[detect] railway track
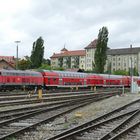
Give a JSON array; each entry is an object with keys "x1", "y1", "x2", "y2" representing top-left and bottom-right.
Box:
[
  {"x1": 0, "y1": 91, "x2": 121, "y2": 108},
  {"x1": 0, "y1": 92, "x2": 95, "y2": 107},
  {"x1": 109, "y1": 122, "x2": 140, "y2": 140},
  {"x1": 0, "y1": 91, "x2": 119, "y2": 122},
  {"x1": 0, "y1": 88, "x2": 123, "y2": 97},
  {"x1": 0, "y1": 89, "x2": 93, "y2": 96},
  {"x1": 47, "y1": 98, "x2": 140, "y2": 140},
  {"x1": 0, "y1": 90, "x2": 94, "y2": 101},
  {"x1": 0, "y1": 92, "x2": 114, "y2": 140}
]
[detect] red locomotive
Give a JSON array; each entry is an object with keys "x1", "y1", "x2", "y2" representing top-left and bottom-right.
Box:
[
  {"x1": 0, "y1": 69, "x2": 138, "y2": 91},
  {"x1": 0, "y1": 69, "x2": 43, "y2": 91}
]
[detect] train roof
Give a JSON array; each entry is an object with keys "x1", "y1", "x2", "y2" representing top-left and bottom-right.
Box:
[
  {"x1": 0, "y1": 69, "x2": 42, "y2": 76},
  {"x1": 41, "y1": 70, "x2": 87, "y2": 75},
  {"x1": 41, "y1": 70, "x2": 88, "y2": 77},
  {"x1": 99, "y1": 74, "x2": 129, "y2": 79}
]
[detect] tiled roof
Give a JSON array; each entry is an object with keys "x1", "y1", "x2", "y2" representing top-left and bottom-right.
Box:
[
  {"x1": 50, "y1": 50, "x2": 86, "y2": 58},
  {"x1": 61, "y1": 47, "x2": 68, "y2": 51},
  {"x1": 84, "y1": 39, "x2": 97, "y2": 49},
  {"x1": 0, "y1": 59, "x2": 15, "y2": 68},
  {"x1": 107, "y1": 47, "x2": 140, "y2": 55},
  {"x1": 0, "y1": 56, "x2": 15, "y2": 62},
  {"x1": 0, "y1": 56, "x2": 14, "y2": 58}
]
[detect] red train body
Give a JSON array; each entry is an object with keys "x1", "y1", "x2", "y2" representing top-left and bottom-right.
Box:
[
  {"x1": 42, "y1": 70, "x2": 132, "y2": 88},
  {"x1": 0, "y1": 69, "x2": 139, "y2": 91},
  {"x1": 0, "y1": 69, "x2": 43, "y2": 91}
]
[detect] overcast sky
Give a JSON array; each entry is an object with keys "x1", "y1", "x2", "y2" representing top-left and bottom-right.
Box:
[{"x1": 0, "y1": 0, "x2": 140, "y2": 59}]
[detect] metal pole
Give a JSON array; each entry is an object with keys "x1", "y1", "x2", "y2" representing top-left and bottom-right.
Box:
[
  {"x1": 16, "y1": 44, "x2": 18, "y2": 70},
  {"x1": 130, "y1": 44, "x2": 133, "y2": 93},
  {"x1": 15, "y1": 41, "x2": 21, "y2": 70},
  {"x1": 108, "y1": 60, "x2": 111, "y2": 88}
]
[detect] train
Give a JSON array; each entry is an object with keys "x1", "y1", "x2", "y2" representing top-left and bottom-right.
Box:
[{"x1": 0, "y1": 69, "x2": 139, "y2": 91}]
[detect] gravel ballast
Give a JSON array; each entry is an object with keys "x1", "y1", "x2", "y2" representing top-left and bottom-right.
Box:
[{"x1": 17, "y1": 93, "x2": 140, "y2": 140}]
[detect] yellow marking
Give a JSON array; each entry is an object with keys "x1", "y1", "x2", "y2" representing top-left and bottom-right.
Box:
[
  {"x1": 75, "y1": 112, "x2": 82, "y2": 118},
  {"x1": 38, "y1": 89, "x2": 43, "y2": 99}
]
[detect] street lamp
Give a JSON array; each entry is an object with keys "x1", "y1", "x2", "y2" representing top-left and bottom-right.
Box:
[{"x1": 15, "y1": 41, "x2": 21, "y2": 70}]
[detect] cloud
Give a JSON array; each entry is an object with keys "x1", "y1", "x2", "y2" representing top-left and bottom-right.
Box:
[{"x1": 0, "y1": 0, "x2": 140, "y2": 59}]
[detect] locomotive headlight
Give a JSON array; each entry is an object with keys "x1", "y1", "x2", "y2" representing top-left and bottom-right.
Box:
[{"x1": 17, "y1": 78, "x2": 20, "y2": 81}]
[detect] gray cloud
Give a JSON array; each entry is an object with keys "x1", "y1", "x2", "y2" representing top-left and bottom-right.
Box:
[{"x1": 0, "y1": 0, "x2": 140, "y2": 59}]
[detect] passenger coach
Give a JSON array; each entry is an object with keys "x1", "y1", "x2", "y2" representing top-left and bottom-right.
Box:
[{"x1": 41, "y1": 70, "x2": 87, "y2": 89}]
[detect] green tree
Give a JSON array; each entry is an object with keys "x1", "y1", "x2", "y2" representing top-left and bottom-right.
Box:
[
  {"x1": 30, "y1": 37, "x2": 44, "y2": 68},
  {"x1": 133, "y1": 67, "x2": 139, "y2": 76},
  {"x1": 42, "y1": 58, "x2": 51, "y2": 65},
  {"x1": 92, "y1": 61, "x2": 96, "y2": 72},
  {"x1": 39, "y1": 64, "x2": 51, "y2": 70},
  {"x1": 113, "y1": 70, "x2": 128, "y2": 75},
  {"x1": 94, "y1": 27, "x2": 109, "y2": 73},
  {"x1": 18, "y1": 59, "x2": 31, "y2": 70},
  {"x1": 128, "y1": 67, "x2": 139, "y2": 76},
  {"x1": 52, "y1": 67, "x2": 64, "y2": 71}
]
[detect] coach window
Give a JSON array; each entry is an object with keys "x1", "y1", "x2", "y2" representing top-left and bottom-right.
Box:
[
  {"x1": 0, "y1": 72, "x2": 1, "y2": 75},
  {"x1": 59, "y1": 74, "x2": 63, "y2": 78},
  {"x1": 53, "y1": 78, "x2": 57, "y2": 83}
]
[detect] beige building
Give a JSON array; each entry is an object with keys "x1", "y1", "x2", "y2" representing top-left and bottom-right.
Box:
[
  {"x1": 106, "y1": 48, "x2": 140, "y2": 73},
  {"x1": 50, "y1": 39, "x2": 140, "y2": 74},
  {"x1": 84, "y1": 39, "x2": 97, "y2": 71},
  {"x1": 50, "y1": 48, "x2": 86, "y2": 70}
]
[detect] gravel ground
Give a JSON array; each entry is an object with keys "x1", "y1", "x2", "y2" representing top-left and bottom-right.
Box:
[{"x1": 17, "y1": 93, "x2": 140, "y2": 140}]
